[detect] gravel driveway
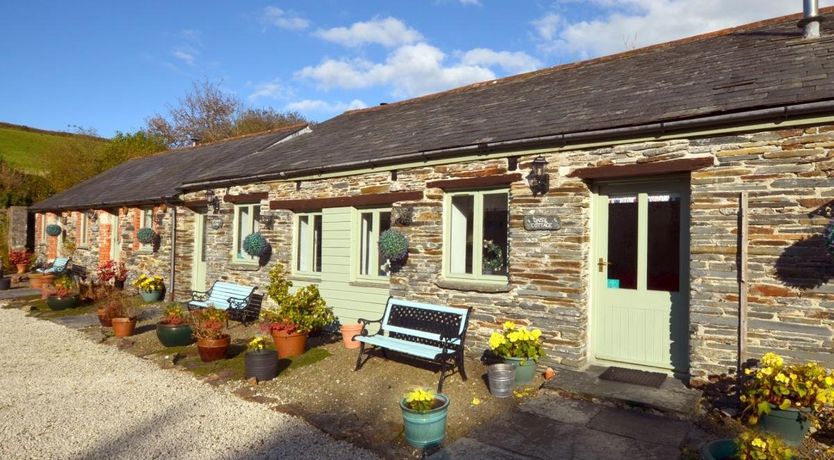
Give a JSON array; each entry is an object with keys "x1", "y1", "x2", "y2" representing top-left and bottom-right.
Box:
[{"x1": 0, "y1": 308, "x2": 377, "y2": 460}]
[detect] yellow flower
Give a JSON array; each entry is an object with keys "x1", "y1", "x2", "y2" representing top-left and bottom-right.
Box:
[
  {"x1": 489, "y1": 332, "x2": 506, "y2": 349},
  {"x1": 471, "y1": 397, "x2": 481, "y2": 406},
  {"x1": 826, "y1": 376, "x2": 833, "y2": 386},
  {"x1": 507, "y1": 331, "x2": 520, "y2": 343},
  {"x1": 775, "y1": 373, "x2": 789, "y2": 383},
  {"x1": 751, "y1": 437, "x2": 767, "y2": 449},
  {"x1": 531, "y1": 329, "x2": 542, "y2": 340},
  {"x1": 503, "y1": 321, "x2": 515, "y2": 331}
]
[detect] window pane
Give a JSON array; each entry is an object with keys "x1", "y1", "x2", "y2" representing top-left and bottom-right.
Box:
[
  {"x1": 378, "y1": 212, "x2": 391, "y2": 276},
  {"x1": 297, "y1": 216, "x2": 310, "y2": 271},
  {"x1": 359, "y1": 212, "x2": 373, "y2": 275},
  {"x1": 607, "y1": 195, "x2": 638, "y2": 290},
  {"x1": 253, "y1": 206, "x2": 260, "y2": 233},
  {"x1": 313, "y1": 215, "x2": 322, "y2": 272},
  {"x1": 647, "y1": 193, "x2": 681, "y2": 292},
  {"x1": 200, "y1": 214, "x2": 208, "y2": 263},
  {"x1": 450, "y1": 195, "x2": 474, "y2": 274},
  {"x1": 482, "y1": 193, "x2": 508, "y2": 276},
  {"x1": 237, "y1": 207, "x2": 249, "y2": 257}
]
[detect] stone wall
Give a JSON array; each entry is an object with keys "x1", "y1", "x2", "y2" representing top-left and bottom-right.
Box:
[{"x1": 7, "y1": 206, "x2": 29, "y2": 250}]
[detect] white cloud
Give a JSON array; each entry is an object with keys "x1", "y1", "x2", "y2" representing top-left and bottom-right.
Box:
[
  {"x1": 459, "y1": 0, "x2": 482, "y2": 5},
  {"x1": 314, "y1": 17, "x2": 423, "y2": 48},
  {"x1": 297, "y1": 43, "x2": 497, "y2": 97},
  {"x1": 171, "y1": 48, "x2": 195, "y2": 66},
  {"x1": 285, "y1": 99, "x2": 367, "y2": 114},
  {"x1": 460, "y1": 48, "x2": 541, "y2": 73},
  {"x1": 533, "y1": 0, "x2": 834, "y2": 59},
  {"x1": 248, "y1": 79, "x2": 295, "y2": 101},
  {"x1": 263, "y1": 6, "x2": 309, "y2": 31}
]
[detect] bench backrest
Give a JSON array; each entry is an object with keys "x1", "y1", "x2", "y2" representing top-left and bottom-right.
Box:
[
  {"x1": 382, "y1": 297, "x2": 471, "y2": 346},
  {"x1": 206, "y1": 281, "x2": 255, "y2": 309},
  {"x1": 52, "y1": 257, "x2": 70, "y2": 270}
]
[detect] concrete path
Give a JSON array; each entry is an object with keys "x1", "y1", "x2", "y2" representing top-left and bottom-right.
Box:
[
  {"x1": 435, "y1": 393, "x2": 706, "y2": 459},
  {"x1": 0, "y1": 308, "x2": 378, "y2": 460},
  {"x1": 0, "y1": 286, "x2": 39, "y2": 300}
]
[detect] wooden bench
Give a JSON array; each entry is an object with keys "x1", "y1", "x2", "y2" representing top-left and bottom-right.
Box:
[
  {"x1": 36, "y1": 257, "x2": 70, "y2": 275},
  {"x1": 188, "y1": 281, "x2": 257, "y2": 324},
  {"x1": 354, "y1": 297, "x2": 472, "y2": 392}
]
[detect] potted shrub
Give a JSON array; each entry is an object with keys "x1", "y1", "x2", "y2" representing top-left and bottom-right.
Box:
[
  {"x1": 97, "y1": 260, "x2": 128, "y2": 290},
  {"x1": 488, "y1": 321, "x2": 544, "y2": 386},
  {"x1": 156, "y1": 303, "x2": 193, "y2": 347},
  {"x1": 136, "y1": 227, "x2": 156, "y2": 246},
  {"x1": 45, "y1": 224, "x2": 62, "y2": 237},
  {"x1": 191, "y1": 307, "x2": 230, "y2": 362},
  {"x1": 244, "y1": 336, "x2": 278, "y2": 382},
  {"x1": 107, "y1": 295, "x2": 139, "y2": 337},
  {"x1": 261, "y1": 265, "x2": 334, "y2": 358},
  {"x1": 46, "y1": 274, "x2": 79, "y2": 310},
  {"x1": 702, "y1": 431, "x2": 794, "y2": 460},
  {"x1": 133, "y1": 273, "x2": 164, "y2": 302},
  {"x1": 400, "y1": 388, "x2": 450, "y2": 449},
  {"x1": 9, "y1": 250, "x2": 30, "y2": 274},
  {"x1": 243, "y1": 232, "x2": 269, "y2": 257},
  {"x1": 741, "y1": 352, "x2": 834, "y2": 445},
  {"x1": 378, "y1": 229, "x2": 408, "y2": 263}
]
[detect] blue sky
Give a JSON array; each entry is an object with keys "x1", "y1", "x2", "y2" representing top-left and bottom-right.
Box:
[{"x1": 2, "y1": 1, "x2": 831, "y2": 137}]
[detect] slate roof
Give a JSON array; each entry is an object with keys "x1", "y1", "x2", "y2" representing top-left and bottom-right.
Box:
[
  {"x1": 181, "y1": 8, "x2": 834, "y2": 186},
  {"x1": 31, "y1": 124, "x2": 307, "y2": 211},
  {"x1": 34, "y1": 8, "x2": 834, "y2": 209}
]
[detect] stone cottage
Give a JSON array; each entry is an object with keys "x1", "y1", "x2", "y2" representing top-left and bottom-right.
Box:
[{"x1": 31, "y1": 8, "x2": 834, "y2": 382}]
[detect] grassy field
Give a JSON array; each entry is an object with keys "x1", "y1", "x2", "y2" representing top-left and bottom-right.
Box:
[{"x1": 0, "y1": 122, "x2": 105, "y2": 173}]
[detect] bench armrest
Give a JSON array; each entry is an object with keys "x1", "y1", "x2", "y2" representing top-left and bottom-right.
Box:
[
  {"x1": 356, "y1": 317, "x2": 382, "y2": 336},
  {"x1": 227, "y1": 296, "x2": 250, "y2": 310},
  {"x1": 191, "y1": 290, "x2": 210, "y2": 302}
]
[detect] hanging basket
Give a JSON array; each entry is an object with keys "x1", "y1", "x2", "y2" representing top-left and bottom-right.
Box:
[
  {"x1": 45, "y1": 224, "x2": 62, "y2": 237},
  {"x1": 137, "y1": 227, "x2": 156, "y2": 244},
  {"x1": 825, "y1": 218, "x2": 834, "y2": 256},
  {"x1": 243, "y1": 232, "x2": 269, "y2": 257},
  {"x1": 379, "y1": 229, "x2": 408, "y2": 262}
]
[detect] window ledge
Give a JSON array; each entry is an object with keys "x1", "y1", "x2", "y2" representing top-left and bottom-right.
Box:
[
  {"x1": 228, "y1": 262, "x2": 262, "y2": 272},
  {"x1": 288, "y1": 274, "x2": 321, "y2": 283},
  {"x1": 350, "y1": 280, "x2": 389, "y2": 289},
  {"x1": 434, "y1": 278, "x2": 511, "y2": 293}
]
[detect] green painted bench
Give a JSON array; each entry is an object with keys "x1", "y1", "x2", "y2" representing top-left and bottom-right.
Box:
[
  {"x1": 36, "y1": 257, "x2": 70, "y2": 275},
  {"x1": 354, "y1": 297, "x2": 472, "y2": 392},
  {"x1": 188, "y1": 281, "x2": 258, "y2": 325}
]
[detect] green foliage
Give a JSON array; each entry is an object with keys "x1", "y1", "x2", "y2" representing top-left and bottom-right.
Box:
[
  {"x1": 95, "y1": 130, "x2": 167, "y2": 171},
  {"x1": 242, "y1": 232, "x2": 268, "y2": 257},
  {"x1": 136, "y1": 227, "x2": 156, "y2": 244},
  {"x1": 825, "y1": 218, "x2": 834, "y2": 256},
  {"x1": 0, "y1": 122, "x2": 104, "y2": 173},
  {"x1": 489, "y1": 321, "x2": 545, "y2": 363},
  {"x1": 378, "y1": 229, "x2": 408, "y2": 261},
  {"x1": 0, "y1": 158, "x2": 53, "y2": 206},
  {"x1": 483, "y1": 240, "x2": 504, "y2": 271},
  {"x1": 45, "y1": 224, "x2": 62, "y2": 236},
  {"x1": 161, "y1": 303, "x2": 188, "y2": 325},
  {"x1": 403, "y1": 388, "x2": 437, "y2": 412},
  {"x1": 261, "y1": 265, "x2": 334, "y2": 333},
  {"x1": 736, "y1": 430, "x2": 793, "y2": 460},
  {"x1": 190, "y1": 307, "x2": 228, "y2": 340}
]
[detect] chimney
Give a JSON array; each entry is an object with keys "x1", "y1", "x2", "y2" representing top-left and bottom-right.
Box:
[
  {"x1": 799, "y1": 0, "x2": 822, "y2": 39},
  {"x1": 190, "y1": 136, "x2": 201, "y2": 147}
]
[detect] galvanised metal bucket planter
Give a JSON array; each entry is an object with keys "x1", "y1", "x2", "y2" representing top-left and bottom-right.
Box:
[
  {"x1": 140, "y1": 290, "x2": 163, "y2": 303},
  {"x1": 156, "y1": 323, "x2": 193, "y2": 347},
  {"x1": 245, "y1": 349, "x2": 279, "y2": 382},
  {"x1": 504, "y1": 357, "x2": 537, "y2": 386},
  {"x1": 487, "y1": 363, "x2": 516, "y2": 398},
  {"x1": 400, "y1": 394, "x2": 449, "y2": 449},
  {"x1": 701, "y1": 439, "x2": 737, "y2": 460},
  {"x1": 760, "y1": 406, "x2": 812, "y2": 446}
]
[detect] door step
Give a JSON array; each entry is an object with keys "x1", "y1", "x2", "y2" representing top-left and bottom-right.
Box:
[
  {"x1": 543, "y1": 365, "x2": 702, "y2": 419},
  {"x1": 599, "y1": 366, "x2": 667, "y2": 388}
]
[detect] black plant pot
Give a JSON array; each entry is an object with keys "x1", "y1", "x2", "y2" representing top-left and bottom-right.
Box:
[
  {"x1": 245, "y1": 349, "x2": 278, "y2": 382},
  {"x1": 0, "y1": 278, "x2": 10, "y2": 290}
]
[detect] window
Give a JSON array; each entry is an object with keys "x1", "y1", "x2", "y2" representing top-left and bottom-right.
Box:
[
  {"x1": 138, "y1": 208, "x2": 153, "y2": 251},
  {"x1": 79, "y1": 212, "x2": 89, "y2": 246},
  {"x1": 357, "y1": 208, "x2": 391, "y2": 280},
  {"x1": 233, "y1": 204, "x2": 260, "y2": 262},
  {"x1": 295, "y1": 212, "x2": 322, "y2": 274},
  {"x1": 444, "y1": 190, "x2": 509, "y2": 281}
]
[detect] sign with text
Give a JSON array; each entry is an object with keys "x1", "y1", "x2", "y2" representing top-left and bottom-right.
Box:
[{"x1": 523, "y1": 213, "x2": 561, "y2": 231}]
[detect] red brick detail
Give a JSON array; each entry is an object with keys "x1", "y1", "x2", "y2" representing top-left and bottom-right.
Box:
[{"x1": 99, "y1": 223, "x2": 112, "y2": 263}]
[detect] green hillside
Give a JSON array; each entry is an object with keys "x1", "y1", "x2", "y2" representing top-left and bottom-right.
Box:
[{"x1": 0, "y1": 122, "x2": 106, "y2": 173}]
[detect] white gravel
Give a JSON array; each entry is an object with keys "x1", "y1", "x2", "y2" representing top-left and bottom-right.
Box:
[{"x1": 0, "y1": 308, "x2": 378, "y2": 460}]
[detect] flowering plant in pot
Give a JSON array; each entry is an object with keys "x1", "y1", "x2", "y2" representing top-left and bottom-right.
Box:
[
  {"x1": 702, "y1": 430, "x2": 794, "y2": 460},
  {"x1": 97, "y1": 260, "x2": 128, "y2": 289},
  {"x1": 244, "y1": 336, "x2": 278, "y2": 382},
  {"x1": 156, "y1": 303, "x2": 193, "y2": 347},
  {"x1": 191, "y1": 307, "x2": 230, "y2": 362},
  {"x1": 741, "y1": 352, "x2": 834, "y2": 445},
  {"x1": 46, "y1": 274, "x2": 79, "y2": 310},
  {"x1": 400, "y1": 388, "x2": 450, "y2": 449},
  {"x1": 9, "y1": 250, "x2": 31, "y2": 274},
  {"x1": 106, "y1": 295, "x2": 140, "y2": 337},
  {"x1": 133, "y1": 273, "x2": 164, "y2": 302},
  {"x1": 261, "y1": 264, "x2": 333, "y2": 358},
  {"x1": 488, "y1": 321, "x2": 544, "y2": 386}
]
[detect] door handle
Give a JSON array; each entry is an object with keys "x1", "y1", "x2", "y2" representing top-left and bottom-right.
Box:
[{"x1": 597, "y1": 258, "x2": 610, "y2": 273}]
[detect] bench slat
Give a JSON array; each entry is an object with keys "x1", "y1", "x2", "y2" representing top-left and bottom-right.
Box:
[
  {"x1": 355, "y1": 335, "x2": 448, "y2": 360},
  {"x1": 383, "y1": 325, "x2": 461, "y2": 345}
]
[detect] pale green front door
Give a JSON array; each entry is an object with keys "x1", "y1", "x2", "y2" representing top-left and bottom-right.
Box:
[
  {"x1": 592, "y1": 178, "x2": 690, "y2": 373},
  {"x1": 192, "y1": 212, "x2": 208, "y2": 291}
]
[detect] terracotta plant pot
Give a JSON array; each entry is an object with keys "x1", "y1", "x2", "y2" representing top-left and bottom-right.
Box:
[
  {"x1": 16, "y1": 264, "x2": 27, "y2": 274},
  {"x1": 96, "y1": 307, "x2": 112, "y2": 327},
  {"x1": 340, "y1": 323, "x2": 364, "y2": 349},
  {"x1": 29, "y1": 274, "x2": 44, "y2": 289},
  {"x1": 196, "y1": 335, "x2": 230, "y2": 362},
  {"x1": 111, "y1": 317, "x2": 137, "y2": 337},
  {"x1": 156, "y1": 322, "x2": 193, "y2": 347},
  {"x1": 271, "y1": 330, "x2": 308, "y2": 359}
]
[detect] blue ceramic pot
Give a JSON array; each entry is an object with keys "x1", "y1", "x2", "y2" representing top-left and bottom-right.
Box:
[
  {"x1": 760, "y1": 406, "x2": 811, "y2": 446},
  {"x1": 400, "y1": 394, "x2": 449, "y2": 449},
  {"x1": 701, "y1": 439, "x2": 737, "y2": 460},
  {"x1": 504, "y1": 357, "x2": 537, "y2": 385},
  {"x1": 140, "y1": 290, "x2": 163, "y2": 303}
]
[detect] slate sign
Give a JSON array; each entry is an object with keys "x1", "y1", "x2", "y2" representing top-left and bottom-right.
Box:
[{"x1": 523, "y1": 213, "x2": 561, "y2": 231}]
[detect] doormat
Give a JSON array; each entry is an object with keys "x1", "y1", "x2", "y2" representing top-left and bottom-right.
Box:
[{"x1": 598, "y1": 366, "x2": 666, "y2": 388}]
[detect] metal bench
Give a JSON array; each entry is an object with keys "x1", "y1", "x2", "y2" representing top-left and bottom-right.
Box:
[
  {"x1": 354, "y1": 297, "x2": 472, "y2": 392},
  {"x1": 36, "y1": 257, "x2": 70, "y2": 275},
  {"x1": 188, "y1": 280, "x2": 257, "y2": 322},
  {"x1": 226, "y1": 293, "x2": 264, "y2": 326}
]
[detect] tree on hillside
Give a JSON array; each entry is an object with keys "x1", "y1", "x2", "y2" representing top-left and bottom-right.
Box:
[
  {"x1": 96, "y1": 131, "x2": 168, "y2": 171},
  {"x1": 0, "y1": 159, "x2": 53, "y2": 206},
  {"x1": 145, "y1": 80, "x2": 307, "y2": 148},
  {"x1": 42, "y1": 136, "x2": 103, "y2": 192}
]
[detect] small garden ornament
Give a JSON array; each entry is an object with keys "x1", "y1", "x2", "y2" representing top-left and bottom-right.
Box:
[
  {"x1": 400, "y1": 388, "x2": 450, "y2": 449},
  {"x1": 489, "y1": 321, "x2": 544, "y2": 386}
]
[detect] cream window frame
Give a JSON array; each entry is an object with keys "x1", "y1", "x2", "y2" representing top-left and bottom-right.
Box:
[
  {"x1": 442, "y1": 189, "x2": 509, "y2": 283},
  {"x1": 354, "y1": 208, "x2": 392, "y2": 282},
  {"x1": 79, "y1": 212, "x2": 89, "y2": 246},
  {"x1": 293, "y1": 212, "x2": 323, "y2": 276},
  {"x1": 232, "y1": 203, "x2": 261, "y2": 263},
  {"x1": 138, "y1": 208, "x2": 154, "y2": 251}
]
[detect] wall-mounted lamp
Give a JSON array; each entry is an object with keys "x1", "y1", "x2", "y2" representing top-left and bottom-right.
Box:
[
  {"x1": 394, "y1": 205, "x2": 414, "y2": 226},
  {"x1": 154, "y1": 211, "x2": 165, "y2": 226},
  {"x1": 257, "y1": 213, "x2": 275, "y2": 230},
  {"x1": 61, "y1": 215, "x2": 68, "y2": 225},
  {"x1": 527, "y1": 156, "x2": 550, "y2": 197},
  {"x1": 205, "y1": 190, "x2": 221, "y2": 214}
]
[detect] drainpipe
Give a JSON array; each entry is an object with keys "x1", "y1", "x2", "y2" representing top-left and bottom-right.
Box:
[
  {"x1": 169, "y1": 204, "x2": 177, "y2": 301},
  {"x1": 800, "y1": 0, "x2": 822, "y2": 39}
]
